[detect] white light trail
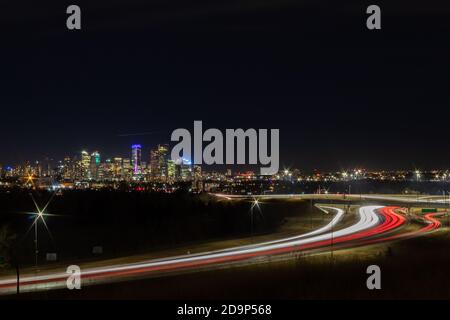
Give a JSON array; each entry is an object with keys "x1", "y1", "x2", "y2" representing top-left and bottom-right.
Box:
[{"x1": 214, "y1": 193, "x2": 450, "y2": 205}]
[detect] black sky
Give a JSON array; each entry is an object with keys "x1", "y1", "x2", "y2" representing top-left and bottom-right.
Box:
[{"x1": 1, "y1": 0, "x2": 450, "y2": 171}]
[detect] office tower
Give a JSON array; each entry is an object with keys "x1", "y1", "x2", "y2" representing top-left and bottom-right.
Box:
[
  {"x1": 167, "y1": 159, "x2": 176, "y2": 182},
  {"x1": 150, "y1": 148, "x2": 159, "y2": 179},
  {"x1": 99, "y1": 159, "x2": 112, "y2": 181},
  {"x1": 39, "y1": 157, "x2": 54, "y2": 178},
  {"x1": 131, "y1": 144, "x2": 142, "y2": 176},
  {"x1": 123, "y1": 158, "x2": 132, "y2": 180},
  {"x1": 4, "y1": 166, "x2": 13, "y2": 178},
  {"x1": 113, "y1": 157, "x2": 123, "y2": 180},
  {"x1": 90, "y1": 151, "x2": 101, "y2": 180},
  {"x1": 158, "y1": 144, "x2": 169, "y2": 180},
  {"x1": 81, "y1": 150, "x2": 90, "y2": 180},
  {"x1": 149, "y1": 144, "x2": 169, "y2": 180},
  {"x1": 63, "y1": 156, "x2": 73, "y2": 180},
  {"x1": 193, "y1": 165, "x2": 202, "y2": 180},
  {"x1": 140, "y1": 161, "x2": 148, "y2": 177},
  {"x1": 176, "y1": 158, "x2": 192, "y2": 181},
  {"x1": 193, "y1": 165, "x2": 202, "y2": 191}
]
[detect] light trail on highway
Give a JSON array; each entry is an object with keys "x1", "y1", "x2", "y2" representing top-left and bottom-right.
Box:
[
  {"x1": 358, "y1": 209, "x2": 443, "y2": 246},
  {"x1": 215, "y1": 205, "x2": 346, "y2": 253},
  {"x1": 0, "y1": 204, "x2": 437, "y2": 295},
  {"x1": 294, "y1": 206, "x2": 404, "y2": 251},
  {"x1": 213, "y1": 193, "x2": 450, "y2": 205}
]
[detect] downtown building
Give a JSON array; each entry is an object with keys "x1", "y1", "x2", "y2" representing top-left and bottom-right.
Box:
[{"x1": 149, "y1": 144, "x2": 169, "y2": 181}]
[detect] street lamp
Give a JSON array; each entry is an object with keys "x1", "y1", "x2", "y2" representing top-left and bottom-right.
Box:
[
  {"x1": 9, "y1": 193, "x2": 56, "y2": 294},
  {"x1": 250, "y1": 199, "x2": 261, "y2": 239},
  {"x1": 27, "y1": 193, "x2": 55, "y2": 268}
]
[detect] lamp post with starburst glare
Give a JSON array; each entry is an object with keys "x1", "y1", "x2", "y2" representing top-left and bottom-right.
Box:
[
  {"x1": 250, "y1": 198, "x2": 262, "y2": 239},
  {"x1": 26, "y1": 193, "x2": 55, "y2": 268}
]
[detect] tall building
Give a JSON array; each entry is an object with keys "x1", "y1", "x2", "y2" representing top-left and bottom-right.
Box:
[
  {"x1": 167, "y1": 159, "x2": 176, "y2": 182},
  {"x1": 158, "y1": 144, "x2": 169, "y2": 180},
  {"x1": 193, "y1": 165, "x2": 202, "y2": 190},
  {"x1": 99, "y1": 159, "x2": 112, "y2": 181},
  {"x1": 131, "y1": 144, "x2": 142, "y2": 176},
  {"x1": 150, "y1": 148, "x2": 159, "y2": 179},
  {"x1": 90, "y1": 151, "x2": 101, "y2": 180},
  {"x1": 81, "y1": 150, "x2": 90, "y2": 180},
  {"x1": 175, "y1": 157, "x2": 192, "y2": 181},
  {"x1": 63, "y1": 156, "x2": 73, "y2": 180},
  {"x1": 4, "y1": 166, "x2": 13, "y2": 178},
  {"x1": 141, "y1": 161, "x2": 148, "y2": 177},
  {"x1": 123, "y1": 158, "x2": 132, "y2": 180},
  {"x1": 113, "y1": 157, "x2": 123, "y2": 180},
  {"x1": 150, "y1": 144, "x2": 169, "y2": 180},
  {"x1": 41, "y1": 157, "x2": 53, "y2": 177}
]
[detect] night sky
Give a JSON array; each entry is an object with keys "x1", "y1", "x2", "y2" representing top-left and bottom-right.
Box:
[{"x1": 1, "y1": 0, "x2": 450, "y2": 171}]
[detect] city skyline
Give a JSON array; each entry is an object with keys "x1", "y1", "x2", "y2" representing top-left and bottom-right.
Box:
[
  {"x1": 2, "y1": 142, "x2": 450, "y2": 178},
  {"x1": 4, "y1": 144, "x2": 450, "y2": 174}
]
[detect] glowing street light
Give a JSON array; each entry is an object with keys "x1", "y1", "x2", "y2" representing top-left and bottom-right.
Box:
[
  {"x1": 250, "y1": 198, "x2": 261, "y2": 239},
  {"x1": 25, "y1": 193, "x2": 56, "y2": 268},
  {"x1": 415, "y1": 170, "x2": 421, "y2": 182},
  {"x1": 24, "y1": 174, "x2": 36, "y2": 188}
]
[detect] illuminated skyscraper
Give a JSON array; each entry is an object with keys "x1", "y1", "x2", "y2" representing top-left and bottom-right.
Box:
[
  {"x1": 100, "y1": 158, "x2": 112, "y2": 181},
  {"x1": 113, "y1": 157, "x2": 123, "y2": 180},
  {"x1": 181, "y1": 160, "x2": 192, "y2": 181},
  {"x1": 81, "y1": 150, "x2": 90, "y2": 180},
  {"x1": 150, "y1": 144, "x2": 169, "y2": 180},
  {"x1": 131, "y1": 144, "x2": 142, "y2": 176},
  {"x1": 63, "y1": 156, "x2": 73, "y2": 180},
  {"x1": 167, "y1": 159, "x2": 176, "y2": 182},
  {"x1": 175, "y1": 157, "x2": 192, "y2": 181},
  {"x1": 90, "y1": 151, "x2": 101, "y2": 180},
  {"x1": 123, "y1": 158, "x2": 132, "y2": 180},
  {"x1": 193, "y1": 165, "x2": 202, "y2": 190},
  {"x1": 158, "y1": 144, "x2": 169, "y2": 180},
  {"x1": 150, "y1": 148, "x2": 159, "y2": 179}
]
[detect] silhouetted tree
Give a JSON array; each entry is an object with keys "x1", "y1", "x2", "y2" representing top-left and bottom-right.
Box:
[{"x1": 0, "y1": 224, "x2": 16, "y2": 268}]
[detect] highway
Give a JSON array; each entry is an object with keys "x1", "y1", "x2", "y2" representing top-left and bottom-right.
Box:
[
  {"x1": 214, "y1": 193, "x2": 450, "y2": 206},
  {"x1": 0, "y1": 196, "x2": 445, "y2": 295}
]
